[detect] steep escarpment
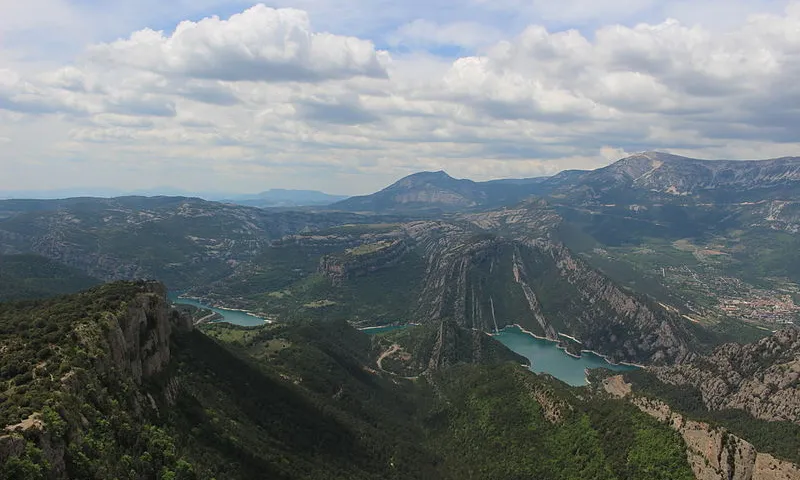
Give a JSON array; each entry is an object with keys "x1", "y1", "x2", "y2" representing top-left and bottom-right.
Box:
[
  {"x1": 0, "y1": 282, "x2": 704, "y2": 479},
  {"x1": 649, "y1": 328, "x2": 800, "y2": 424},
  {"x1": 601, "y1": 375, "x2": 800, "y2": 480},
  {"x1": 319, "y1": 238, "x2": 410, "y2": 285},
  {"x1": 0, "y1": 281, "x2": 193, "y2": 479},
  {"x1": 407, "y1": 205, "x2": 696, "y2": 365},
  {"x1": 106, "y1": 282, "x2": 192, "y2": 383}
]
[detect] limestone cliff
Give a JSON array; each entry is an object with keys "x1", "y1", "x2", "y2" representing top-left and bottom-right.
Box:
[
  {"x1": 650, "y1": 328, "x2": 800, "y2": 424},
  {"x1": 105, "y1": 281, "x2": 192, "y2": 383},
  {"x1": 407, "y1": 205, "x2": 696, "y2": 365},
  {"x1": 602, "y1": 375, "x2": 800, "y2": 480},
  {"x1": 318, "y1": 238, "x2": 410, "y2": 285},
  {"x1": 0, "y1": 281, "x2": 192, "y2": 478}
]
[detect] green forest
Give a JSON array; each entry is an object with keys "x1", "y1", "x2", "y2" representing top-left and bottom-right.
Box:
[{"x1": 1, "y1": 282, "x2": 698, "y2": 479}]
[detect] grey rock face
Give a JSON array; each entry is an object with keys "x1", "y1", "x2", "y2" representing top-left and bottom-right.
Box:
[
  {"x1": 106, "y1": 282, "x2": 192, "y2": 383},
  {"x1": 406, "y1": 205, "x2": 696, "y2": 365},
  {"x1": 319, "y1": 238, "x2": 410, "y2": 285},
  {"x1": 651, "y1": 328, "x2": 800, "y2": 424},
  {"x1": 603, "y1": 375, "x2": 800, "y2": 480}
]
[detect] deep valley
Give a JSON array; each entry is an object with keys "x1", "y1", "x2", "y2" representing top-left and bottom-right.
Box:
[{"x1": 2, "y1": 152, "x2": 799, "y2": 479}]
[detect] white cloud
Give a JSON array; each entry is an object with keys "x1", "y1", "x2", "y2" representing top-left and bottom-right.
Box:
[
  {"x1": 2, "y1": 3, "x2": 800, "y2": 195},
  {"x1": 88, "y1": 5, "x2": 388, "y2": 83}
]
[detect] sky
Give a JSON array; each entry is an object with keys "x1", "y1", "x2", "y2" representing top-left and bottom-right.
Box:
[{"x1": 1, "y1": 0, "x2": 799, "y2": 196}]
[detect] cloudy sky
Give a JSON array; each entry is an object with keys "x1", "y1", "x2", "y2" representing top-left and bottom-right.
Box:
[{"x1": 1, "y1": 0, "x2": 799, "y2": 195}]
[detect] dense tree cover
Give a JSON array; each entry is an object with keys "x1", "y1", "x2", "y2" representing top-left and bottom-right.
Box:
[
  {"x1": 0, "y1": 282, "x2": 199, "y2": 479},
  {"x1": 430, "y1": 364, "x2": 694, "y2": 480},
  {"x1": 625, "y1": 370, "x2": 800, "y2": 464},
  {"x1": 376, "y1": 320, "x2": 528, "y2": 376},
  {"x1": 0, "y1": 254, "x2": 99, "y2": 301},
  {"x1": 243, "y1": 249, "x2": 426, "y2": 326},
  {"x1": 2, "y1": 285, "x2": 696, "y2": 479}
]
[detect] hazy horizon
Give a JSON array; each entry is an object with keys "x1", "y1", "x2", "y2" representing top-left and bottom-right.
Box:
[{"x1": 3, "y1": 1, "x2": 800, "y2": 195}]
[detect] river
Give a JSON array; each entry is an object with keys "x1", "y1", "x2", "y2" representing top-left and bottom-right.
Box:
[
  {"x1": 493, "y1": 326, "x2": 638, "y2": 386},
  {"x1": 168, "y1": 293, "x2": 268, "y2": 327}
]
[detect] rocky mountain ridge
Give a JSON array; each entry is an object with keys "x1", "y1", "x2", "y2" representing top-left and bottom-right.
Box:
[
  {"x1": 650, "y1": 327, "x2": 800, "y2": 424},
  {"x1": 542, "y1": 152, "x2": 800, "y2": 205},
  {"x1": 602, "y1": 375, "x2": 800, "y2": 480},
  {"x1": 306, "y1": 201, "x2": 698, "y2": 365},
  {"x1": 331, "y1": 152, "x2": 800, "y2": 213}
]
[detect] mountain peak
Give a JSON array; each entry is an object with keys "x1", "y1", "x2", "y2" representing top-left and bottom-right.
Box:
[
  {"x1": 403, "y1": 170, "x2": 454, "y2": 180},
  {"x1": 390, "y1": 170, "x2": 460, "y2": 189},
  {"x1": 605, "y1": 151, "x2": 694, "y2": 179}
]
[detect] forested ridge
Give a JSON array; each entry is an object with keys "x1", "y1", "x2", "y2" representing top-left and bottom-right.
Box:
[{"x1": 1, "y1": 282, "x2": 697, "y2": 479}]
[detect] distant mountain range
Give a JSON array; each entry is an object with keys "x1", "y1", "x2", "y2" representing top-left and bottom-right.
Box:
[
  {"x1": 331, "y1": 152, "x2": 800, "y2": 212},
  {"x1": 0, "y1": 187, "x2": 349, "y2": 208},
  {"x1": 3, "y1": 151, "x2": 800, "y2": 479},
  {"x1": 220, "y1": 189, "x2": 349, "y2": 208},
  {"x1": 331, "y1": 170, "x2": 545, "y2": 212}
]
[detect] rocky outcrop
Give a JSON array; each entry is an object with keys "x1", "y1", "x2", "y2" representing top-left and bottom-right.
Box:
[
  {"x1": 318, "y1": 239, "x2": 410, "y2": 285},
  {"x1": 602, "y1": 375, "x2": 800, "y2": 480},
  {"x1": 410, "y1": 209, "x2": 695, "y2": 365},
  {"x1": 0, "y1": 281, "x2": 192, "y2": 478},
  {"x1": 106, "y1": 281, "x2": 192, "y2": 384},
  {"x1": 650, "y1": 328, "x2": 800, "y2": 424},
  {"x1": 1, "y1": 414, "x2": 67, "y2": 478}
]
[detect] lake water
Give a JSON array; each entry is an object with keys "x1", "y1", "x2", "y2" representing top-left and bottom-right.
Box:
[
  {"x1": 168, "y1": 293, "x2": 267, "y2": 327},
  {"x1": 493, "y1": 326, "x2": 638, "y2": 386}
]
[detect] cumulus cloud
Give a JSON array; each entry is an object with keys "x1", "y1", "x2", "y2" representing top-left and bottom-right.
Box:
[
  {"x1": 88, "y1": 5, "x2": 388, "y2": 83},
  {"x1": 0, "y1": 69, "x2": 92, "y2": 115},
  {"x1": 3, "y1": 3, "x2": 800, "y2": 194}
]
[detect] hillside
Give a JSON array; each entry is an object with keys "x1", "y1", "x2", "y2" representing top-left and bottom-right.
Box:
[
  {"x1": 0, "y1": 197, "x2": 378, "y2": 290},
  {"x1": 0, "y1": 254, "x2": 99, "y2": 301},
  {"x1": 331, "y1": 171, "x2": 541, "y2": 212},
  {"x1": 205, "y1": 201, "x2": 699, "y2": 365},
  {"x1": 586, "y1": 327, "x2": 800, "y2": 480},
  {"x1": 1, "y1": 281, "x2": 703, "y2": 479},
  {"x1": 222, "y1": 189, "x2": 349, "y2": 208},
  {"x1": 538, "y1": 151, "x2": 800, "y2": 203}
]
